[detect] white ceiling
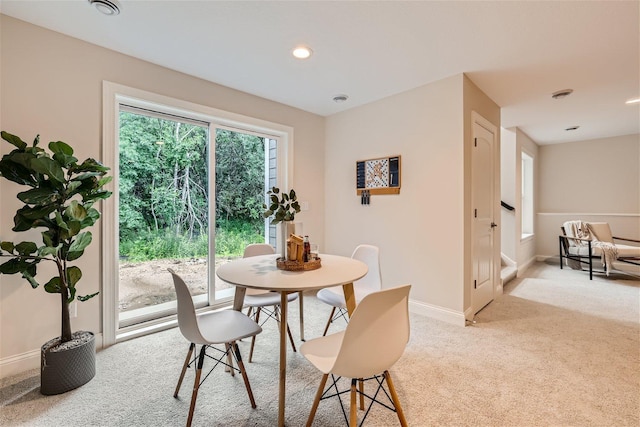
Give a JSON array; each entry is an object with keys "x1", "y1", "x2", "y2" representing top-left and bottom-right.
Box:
[{"x1": 1, "y1": 0, "x2": 638, "y2": 145}]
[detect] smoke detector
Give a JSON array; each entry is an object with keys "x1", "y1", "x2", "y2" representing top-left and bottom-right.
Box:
[
  {"x1": 88, "y1": 0, "x2": 120, "y2": 16},
  {"x1": 552, "y1": 89, "x2": 573, "y2": 99}
]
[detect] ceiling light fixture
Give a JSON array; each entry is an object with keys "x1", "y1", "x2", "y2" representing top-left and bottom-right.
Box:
[
  {"x1": 292, "y1": 46, "x2": 312, "y2": 59},
  {"x1": 88, "y1": 0, "x2": 120, "y2": 16},
  {"x1": 552, "y1": 89, "x2": 573, "y2": 99},
  {"x1": 565, "y1": 126, "x2": 580, "y2": 131},
  {"x1": 625, "y1": 97, "x2": 640, "y2": 104},
  {"x1": 332, "y1": 94, "x2": 349, "y2": 103}
]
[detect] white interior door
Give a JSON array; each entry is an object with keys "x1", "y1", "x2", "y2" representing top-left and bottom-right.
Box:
[{"x1": 472, "y1": 115, "x2": 497, "y2": 313}]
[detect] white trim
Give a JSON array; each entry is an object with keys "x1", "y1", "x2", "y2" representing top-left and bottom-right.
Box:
[
  {"x1": 517, "y1": 256, "x2": 536, "y2": 275},
  {"x1": 409, "y1": 300, "x2": 467, "y2": 327},
  {"x1": 101, "y1": 81, "x2": 294, "y2": 346},
  {"x1": 537, "y1": 212, "x2": 640, "y2": 217}
]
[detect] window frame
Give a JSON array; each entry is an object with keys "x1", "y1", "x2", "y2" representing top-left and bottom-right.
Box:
[
  {"x1": 521, "y1": 150, "x2": 534, "y2": 238},
  {"x1": 102, "y1": 81, "x2": 293, "y2": 345}
]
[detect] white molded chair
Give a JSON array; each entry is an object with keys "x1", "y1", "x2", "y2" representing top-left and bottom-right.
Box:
[
  {"x1": 242, "y1": 243, "x2": 299, "y2": 361},
  {"x1": 169, "y1": 269, "x2": 262, "y2": 427},
  {"x1": 316, "y1": 244, "x2": 382, "y2": 336},
  {"x1": 301, "y1": 284, "x2": 411, "y2": 427}
]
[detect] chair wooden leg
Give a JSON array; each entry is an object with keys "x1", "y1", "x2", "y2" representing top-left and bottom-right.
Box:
[
  {"x1": 350, "y1": 378, "x2": 357, "y2": 426},
  {"x1": 322, "y1": 307, "x2": 336, "y2": 336},
  {"x1": 233, "y1": 342, "x2": 257, "y2": 408},
  {"x1": 384, "y1": 370, "x2": 407, "y2": 427},
  {"x1": 186, "y1": 345, "x2": 206, "y2": 427},
  {"x1": 359, "y1": 378, "x2": 365, "y2": 410},
  {"x1": 306, "y1": 373, "x2": 328, "y2": 427},
  {"x1": 225, "y1": 343, "x2": 235, "y2": 376},
  {"x1": 174, "y1": 343, "x2": 195, "y2": 398},
  {"x1": 299, "y1": 291, "x2": 305, "y2": 341},
  {"x1": 249, "y1": 307, "x2": 261, "y2": 363}
]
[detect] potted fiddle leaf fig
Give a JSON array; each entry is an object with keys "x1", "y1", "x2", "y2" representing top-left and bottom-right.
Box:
[
  {"x1": 263, "y1": 187, "x2": 301, "y2": 259},
  {"x1": 0, "y1": 131, "x2": 112, "y2": 395}
]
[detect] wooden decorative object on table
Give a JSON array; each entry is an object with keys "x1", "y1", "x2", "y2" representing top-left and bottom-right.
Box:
[
  {"x1": 287, "y1": 234, "x2": 304, "y2": 262},
  {"x1": 276, "y1": 257, "x2": 322, "y2": 271}
]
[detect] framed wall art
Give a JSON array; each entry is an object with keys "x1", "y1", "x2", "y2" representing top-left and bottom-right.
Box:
[{"x1": 356, "y1": 155, "x2": 401, "y2": 195}]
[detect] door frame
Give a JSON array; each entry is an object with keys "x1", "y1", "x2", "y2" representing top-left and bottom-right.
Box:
[
  {"x1": 101, "y1": 81, "x2": 293, "y2": 346},
  {"x1": 470, "y1": 111, "x2": 500, "y2": 316}
]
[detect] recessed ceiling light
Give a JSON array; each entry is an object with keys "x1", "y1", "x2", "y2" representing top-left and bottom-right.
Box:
[
  {"x1": 565, "y1": 126, "x2": 580, "y2": 131},
  {"x1": 552, "y1": 89, "x2": 573, "y2": 99},
  {"x1": 625, "y1": 97, "x2": 640, "y2": 104},
  {"x1": 292, "y1": 46, "x2": 312, "y2": 59},
  {"x1": 88, "y1": 0, "x2": 120, "y2": 15},
  {"x1": 332, "y1": 94, "x2": 349, "y2": 103}
]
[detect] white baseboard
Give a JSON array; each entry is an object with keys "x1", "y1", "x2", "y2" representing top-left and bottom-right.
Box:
[
  {"x1": 517, "y1": 256, "x2": 537, "y2": 275},
  {"x1": 409, "y1": 299, "x2": 467, "y2": 327},
  {"x1": 0, "y1": 332, "x2": 104, "y2": 380}
]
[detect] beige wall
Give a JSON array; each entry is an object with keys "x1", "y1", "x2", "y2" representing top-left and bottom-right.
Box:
[
  {"x1": 0, "y1": 15, "x2": 325, "y2": 377},
  {"x1": 537, "y1": 134, "x2": 640, "y2": 258},
  {"x1": 325, "y1": 74, "x2": 499, "y2": 322}
]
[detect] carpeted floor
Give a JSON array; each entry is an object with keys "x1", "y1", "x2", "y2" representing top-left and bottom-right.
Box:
[{"x1": 1, "y1": 260, "x2": 638, "y2": 426}]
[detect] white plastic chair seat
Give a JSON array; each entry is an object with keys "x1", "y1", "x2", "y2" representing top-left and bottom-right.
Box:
[
  {"x1": 244, "y1": 290, "x2": 298, "y2": 308},
  {"x1": 195, "y1": 309, "x2": 262, "y2": 344},
  {"x1": 300, "y1": 330, "x2": 345, "y2": 373},
  {"x1": 316, "y1": 286, "x2": 371, "y2": 309}
]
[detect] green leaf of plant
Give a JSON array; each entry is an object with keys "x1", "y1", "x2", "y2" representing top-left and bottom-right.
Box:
[
  {"x1": 15, "y1": 241, "x2": 37, "y2": 255},
  {"x1": 54, "y1": 211, "x2": 69, "y2": 231},
  {"x1": 289, "y1": 189, "x2": 297, "y2": 200},
  {"x1": 16, "y1": 203, "x2": 57, "y2": 220},
  {"x1": 48, "y1": 141, "x2": 74, "y2": 156},
  {"x1": 65, "y1": 200, "x2": 87, "y2": 222},
  {"x1": 1, "y1": 131, "x2": 27, "y2": 149},
  {"x1": 78, "y1": 291, "x2": 99, "y2": 302},
  {"x1": 17, "y1": 187, "x2": 59, "y2": 205},
  {"x1": 38, "y1": 245, "x2": 59, "y2": 257},
  {"x1": 1, "y1": 241, "x2": 15, "y2": 253},
  {"x1": 22, "y1": 270, "x2": 40, "y2": 289},
  {"x1": 44, "y1": 277, "x2": 61, "y2": 294},
  {"x1": 30, "y1": 157, "x2": 65, "y2": 183},
  {"x1": 0, "y1": 258, "x2": 23, "y2": 274},
  {"x1": 12, "y1": 211, "x2": 35, "y2": 232},
  {"x1": 67, "y1": 232, "x2": 92, "y2": 260},
  {"x1": 52, "y1": 153, "x2": 78, "y2": 168},
  {"x1": 66, "y1": 266, "x2": 82, "y2": 288}
]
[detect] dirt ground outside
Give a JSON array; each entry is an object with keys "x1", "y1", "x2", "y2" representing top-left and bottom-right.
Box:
[{"x1": 118, "y1": 257, "x2": 237, "y2": 312}]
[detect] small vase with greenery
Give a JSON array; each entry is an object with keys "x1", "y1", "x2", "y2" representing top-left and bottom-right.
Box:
[
  {"x1": 263, "y1": 187, "x2": 301, "y2": 258},
  {"x1": 0, "y1": 131, "x2": 112, "y2": 394}
]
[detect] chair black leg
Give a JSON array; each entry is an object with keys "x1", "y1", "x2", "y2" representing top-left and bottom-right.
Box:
[
  {"x1": 174, "y1": 343, "x2": 195, "y2": 398},
  {"x1": 186, "y1": 345, "x2": 207, "y2": 427},
  {"x1": 322, "y1": 307, "x2": 336, "y2": 336},
  {"x1": 233, "y1": 342, "x2": 257, "y2": 408},
  {"x1": 249, "y1": 307, "x2": 261, "y2": 362}
]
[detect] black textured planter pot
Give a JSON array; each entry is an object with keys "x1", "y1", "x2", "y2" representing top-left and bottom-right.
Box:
[{"x1": 40, "y1": 331, "x2": 96, "y2": 395}]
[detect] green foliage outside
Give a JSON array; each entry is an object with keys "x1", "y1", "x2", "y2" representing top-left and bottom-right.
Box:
[{"x1": 118, "y1": 112, "x2": 267, "y2": 261}]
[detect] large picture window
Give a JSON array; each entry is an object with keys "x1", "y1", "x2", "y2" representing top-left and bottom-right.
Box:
[{"x1": 102, "y1": 82, "x2": 292, "y2": 344}]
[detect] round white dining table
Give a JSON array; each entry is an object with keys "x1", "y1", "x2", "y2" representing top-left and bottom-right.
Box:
[{"x1": 216, "y1": 253, "x2": 368, "y2": 427}]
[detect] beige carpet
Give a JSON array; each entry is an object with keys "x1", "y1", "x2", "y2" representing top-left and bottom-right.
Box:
[{"x1": 1, "y1": 260, "x2": 638, "y2": 426}]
